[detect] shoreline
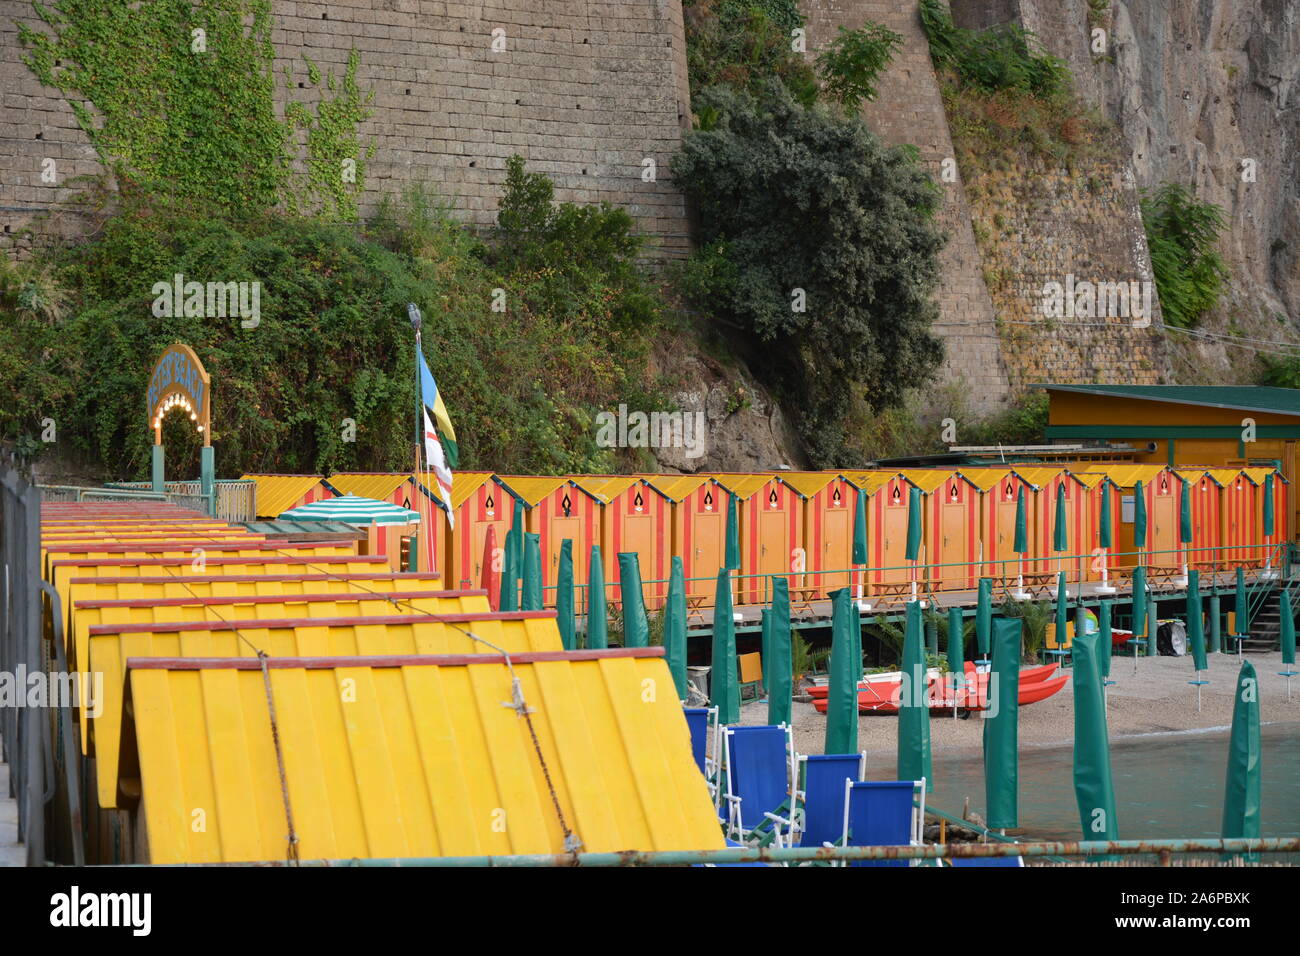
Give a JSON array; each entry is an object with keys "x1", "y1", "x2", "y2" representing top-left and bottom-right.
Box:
[{"x1": 738, "y1": 650, "x2": 1299, "y2": 761}]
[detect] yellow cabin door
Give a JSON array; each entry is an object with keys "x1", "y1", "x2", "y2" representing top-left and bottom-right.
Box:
[
  {"x1": 691, "y1": 512, "x2": 723, "y2": 599},
  {"x1": 941, "y1": 502, "x2": 965, "y2": 589},
  {"x1": 759, "y1": 510, "x2": 788, "y2": 588},
  {"x1": 549, "y1": 517, "x2": 583, "y2": 591},
  {"x1": 995, "y1": 499, "x2": 1018, "y2": 568},
  {"x1": 623, "y1": 513, "x2": 657, "y2": 605},
  {"x1": 1151, "y1": 496, "x2": 1176, "y2": 567},
  {"x1": 822, "y1": 509, "x2": 850, "y2": 591},
  {"x1": 882, "y1": 508, "x2": 909, "y2": 584},
  {"x1": 472, "y1": 521, "x2": 506, "y2": 586}
]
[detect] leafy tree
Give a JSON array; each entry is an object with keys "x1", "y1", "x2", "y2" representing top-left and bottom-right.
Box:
[
  {"x1": 682, "y1": 0, "x2": 819, "y2": 108},
  {"x1": 671, "y1": 83, "x2": 946, "y2": 465},
  {"x1": 1140, "y1": 183, "x2": 1228, "y2": 328},
  {"x1": 816, "y1": 24, "x2": 904, "y2": 111}
]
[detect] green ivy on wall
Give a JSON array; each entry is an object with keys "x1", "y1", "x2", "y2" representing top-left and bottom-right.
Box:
[{"x1": 20, "y1": 0, "x2": 373, "y2": 218}]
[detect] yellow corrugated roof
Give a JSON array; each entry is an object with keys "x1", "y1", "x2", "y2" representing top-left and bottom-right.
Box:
[
  {"x1": 571, "y1": 475, "x2": 643, "y2": 503},
  {"x1": 88, "y1": 611, "x2": 565, "y2": 810},
  {"x1": 641, "y1": 474, "x2": 713, "y2": 502},
  {"x1": 959, "y1": 468, "x2": 1012, "y2": 492},
  {"x1": 840, "y1": 471, "x2": 902, "y2": 494},
  {"x1": 1243, "y1": 466, "x2": 1287, "y2": 484},
  {"x1": 710, "y1": 474, "x2": 774, "y2": 499},
  {"x1": 1175, "y1": 468, "x2": 1218, "y2": 487},
  {"x1": 326, "y1": 473, "x2": 412, "y2": 502},
  {"x1": 241, "y1": 475, "x2": 329, "y2": 518},
  {"x1": 1084, "y1": 464, "x2": 1170, "y2": 487},
  {"x1": 1207, "y1": 468, "x2": 1246, "y2": 486},
  {"x1": 1070, "y1": 471, "x2": 1112, "y2": 489},
  {"x1": 778, "y1": 472, "x2": 839, "y2": 499},
  {"x1": 1008, "y1": 467, "x2": 1063, "y2": 488},
  {"x1": 495, "y1": 476, "x2": 574, "y2": 507},
  {"x1": 897, "y1": 470, "x2": 956, "y2": 494},
  {"x1": 123, "y1": 649, "x2": 723, "y2": 862},
  {"x1": 450, "y1": 472, "x2": 496, "y2": 510}
]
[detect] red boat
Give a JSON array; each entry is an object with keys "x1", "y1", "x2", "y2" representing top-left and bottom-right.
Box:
[
  {"x1": 807, "y1": 662, "x2": 1058, "y2": 700},
  {"x1": 810, "y1": 663, "x2": 1066, "y2": 715}
]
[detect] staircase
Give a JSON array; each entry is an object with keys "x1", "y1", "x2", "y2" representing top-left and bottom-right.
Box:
[{"x1": 1244, "y1": 587, "x2": 1286, "y2": 653}]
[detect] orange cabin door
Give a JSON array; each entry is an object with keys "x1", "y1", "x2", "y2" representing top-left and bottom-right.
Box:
[
  {"x1": 472, "y1": 520, "x2": 507, "y2": 586},
  {"x1": 622, "y1": 513, "x2": 656, "y2": 603},
  {"x1": 882, "y1": 507, "x2": 909, "y2": 584},
  {"x1": 995, "y1": 498, "x2": 1018, "y2": 576},
  {"x1": 1151, "y1": 496, "x2": 1177, "y2": 567},
  {"x1": 549, "y1": 517, "x2": 584, "y2": 594},
  {"x1": 691, "y1": 512, "x2": 724, "y2": 599},
  {"x1": 822, "y1": 508, "x2": 850, "y2": 591},
  {"x1": 940, "y1": 502, "x2": 965, "y2": 589},
  {"x1": 758, "y1": 510, "x2": 789, "y2": 593}
]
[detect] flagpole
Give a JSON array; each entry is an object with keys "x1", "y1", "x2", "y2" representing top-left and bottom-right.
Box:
[{"x1": 409, "y1": 304, "x2": 428, "y2": 573}]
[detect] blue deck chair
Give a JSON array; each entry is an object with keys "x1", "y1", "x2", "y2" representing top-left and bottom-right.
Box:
[
  {"x1": 840, "y1": 778, "x2": 927, "y2": 867},
  {"x1": 949, "y1": 854, "x2": 1024, "y2": 867},
  {"x1": 768, "y1": 753, "x2": 866, "y2": 851},
  {"x1": 684, "y1": 706, "x2": 721, "y2": 811},
  {"x1": 722, "y1": 724, "x2": 796, "y2": 844}
]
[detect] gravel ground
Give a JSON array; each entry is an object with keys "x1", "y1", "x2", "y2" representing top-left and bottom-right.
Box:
[{"x1": 737, "y1": 650, "x2": 1299, "y2": 759}]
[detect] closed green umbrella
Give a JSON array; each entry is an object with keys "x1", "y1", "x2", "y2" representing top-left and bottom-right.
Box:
[
  {"x1": 1209, "y1": 594, "x2": 1222, "y2": 654},
  {"x1": 586, "y1": 544, "x2": 607, "y2": 650},
  {"x1": 724, "y1": 492, "x2": 740, "y2": 571},
  {"x1": 1013, "y1": 487, "x2": 1028, "y2": 554},
  {"x1": 760, "y1": 608, "x2": 773, "y2": 691},
  {"x1": 947, "y1": 607, "x2": 965, "y2": 678},
  {"x1": 1264, "y1": 472, "x2": 1276, "y2": 537},
  {"x1": 905, "y1": 484, "x2": 922, "y2": 561},
  {"x1": 1133, "y1": 480, "x2": 1147, "y2": 550},
  {"x1": 556, "y1": 539, "x2": 576, "y2": 650},
  {"x1": 1179, "y1": 477, "x2": 1193, "y2": 544},
  {"x1": 501, "y1": 496, "x2": 525, "y2": 612},
  {"x1": 521, "y1": 532, "x2": 543, "y2": 611},
  {"x1": 852, "y1": 487, "x2": 868, "y2": 563},
  {"x1": 1053, "y1": 483, "x2": 1068, "y2": 553},
  {"x1": 711, "y1": 568, "x2": 739, "y2": 724},
  {"x1": 617, "y1": 552, "x2": 649, "y2": 648},
  {"x1": 1187, "y1": 569, "x2": 1207, "y2": 672},
  {"x1": 664, "y1": 556, "x2": 688, "y2": 700},
  {"x1": 1234, "y1": 566, "x2": 1248, "y2": 649},
  {"x1": 898, "y1": 600, "x2": 932, "y2": 788},
  {"x1": 1147, "y1": 596, "x2": 1159, "y2": 658},
  {"x1": 1280, "y1": 588, "x2": 1296, "y2": 702},
  {"x1": 768, "y1": 577, "x2": 793, "y2": 726},
  {"x1": 824, "y1": 587, "x2": 858, "y2": 754},
  {"x1": 983, "y1": 616, "x2": 1021, "y2": 830},
  {"x1": 1053, "y1": 571, "x2": 1068, "y2": 661},
  {"x1": 1072, "y1": 629, "x2": 1119, "y2": 844},
  {"x1": 1131, "y1": 566, "x2": 1147, "y2": 660},
  {"x1": 1098, "y1": 599, "x2": 1113, "y2": 681},
  {"x1": 976, "y1": 578, "x2": 993, "y2": 660},
  {"x1": 1221, "y1": 660, "x2": 1262, "y2": 859},
  {"x1": 1099, "y1": 482, "x2": 1113, "y2": 549}
]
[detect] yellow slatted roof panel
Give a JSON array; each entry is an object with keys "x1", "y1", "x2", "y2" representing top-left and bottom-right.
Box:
[
  {"x1": 711, "y1": 474, "x2": 775, "y2": 499},
  {"x1": 240, "y1": 475, "x2": 329, "y2": 518},
  {"x1": 641, "y1": 474, "x2": 713, "y2": 502},
  {"x1": 1083, "y1": 464, "x2": 1170, "y2": 487},
  {"x1": 1008, "y1": 467, "x2": 1063, "y2": 488},
  {"x1": 959, "y1": 468, "x2": 1012, "y2": 492},
  {"x1": 896, "y1": 470, "x2": 955, "y2": 494},
  {"x1": 123, "y1": 651, "x2": 724, "y2": 862},
  {"x1": 778, "y1": 472, "x2": 839, "y2": 499},
  {"x1": 495, "y1": 476, "x2": 574, "y2": 507},
  {"x1": 840, "y1": 471, "x2": 902, "y2": 494},
  {"x1": 450, "y1": 472, "x2": 496, "y2": 510},
  {"x1": 1242, "y1": 466, "x2": 1286, "y2": 484},
  {"x1": 89, "y1": 613, "x2": 565, "y2": 809},
  {"x1": 570, "y1": 475, "x2": 642, "y2": 502},
  {"x1": 325, "y1": 473, "x2": 411, "y2": 502}
]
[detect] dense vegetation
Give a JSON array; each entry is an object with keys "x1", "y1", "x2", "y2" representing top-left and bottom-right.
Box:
[
  {"x1": 1, "y1": 168, "x2": 668, "y2": 478},
  {"x1": 1140, "y1": 183, "x2": 1229, "y2": 329},
  {"x1": 678, "y1": 2, "x2": 946, "y2": 465}
]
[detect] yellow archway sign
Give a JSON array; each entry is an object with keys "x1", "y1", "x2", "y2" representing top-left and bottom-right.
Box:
[
  {"x1": 146, "y1": 344, "x2": 214, "y2": 506},
  {"x1": 147, "y1": 343, "x2": 211, "y2": 447}
]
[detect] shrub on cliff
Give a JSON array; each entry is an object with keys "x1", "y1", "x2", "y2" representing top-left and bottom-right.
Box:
[
  {"x1": 1141, "y1": 183, "x2": 1229, "y2": 329},
  {"x1": 672, "y1": 83, "x2": 946, "y2": 466}
]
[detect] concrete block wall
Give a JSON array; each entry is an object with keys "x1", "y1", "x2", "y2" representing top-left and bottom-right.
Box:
[
  {"x1": 0, "y1": 0, "x2": 693, "y2": 258},
  {"x1": 800, "y1": 0, "x2": 1012, "y2": 415}
]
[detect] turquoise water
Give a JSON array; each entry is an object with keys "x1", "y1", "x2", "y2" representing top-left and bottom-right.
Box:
[{"x1": 902, "y1": 721, "x2": 1300, "y2": 842}]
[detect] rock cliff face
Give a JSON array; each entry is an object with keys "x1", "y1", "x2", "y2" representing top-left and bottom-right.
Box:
[{"x1": 961, "y1": 0, "x2": 1300, "y2": 380}]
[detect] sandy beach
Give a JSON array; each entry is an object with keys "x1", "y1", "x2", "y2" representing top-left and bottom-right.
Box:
[{"x1": 739, "y1": 650, "x2": 1299, "y2": 760}]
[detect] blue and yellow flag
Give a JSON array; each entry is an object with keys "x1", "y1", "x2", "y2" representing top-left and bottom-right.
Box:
[{"x1": 419, "y1": 351, "x2": 458, "y2": 468}]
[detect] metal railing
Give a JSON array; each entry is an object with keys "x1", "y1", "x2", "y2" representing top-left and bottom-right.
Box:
[
  {"x1": 103, "y1": 479, "x2": 257, "y2": 522},
  {"x1": 1, "y1": 454, "x2": 44, "y2": 865}
]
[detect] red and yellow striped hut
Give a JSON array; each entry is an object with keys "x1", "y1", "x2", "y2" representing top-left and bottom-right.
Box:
[
  {"x1": 572, "y1": 476, "x2": 673, "y2": 609},
  {"x1": 446, "y1": 472, "x2": 509, "y2": 590},
  {"x1": 642, "y1": 475, "x2": 720, "y2": 604},
  {"x1": 963, "y1": 468, "x2": 1040, "y2": 583},
  {"x1": 496, "y1": 476, "x2": 600, "y2": 607},
  {"x1": 841, "y1": 471, "x2": 912, "y2": 593},
  {"x1": 1085, "y1": 464, "x2": 1183, "y2": 571},
  {"x1": 1241, "y1": 466, "x2": 1289, "y2": 566},
  {"x1": 1070, "y1": 471, "x2": 1117, "y2": 582},
  {"x1": 898, "y1": 470, "x2": 981, "y2": 592},
  {"x1": 780, "y1": 472, "x2": 859, "y2": 594},
  {"x1": 712, "y1": 473, "x2": 804, "y2": 606},
  {"x1": 326, "y1": 472, "x2": 448, "y2": 574},
  {"x1": 1176, "y1": 469, "x2": 1226, "y2": 572}
]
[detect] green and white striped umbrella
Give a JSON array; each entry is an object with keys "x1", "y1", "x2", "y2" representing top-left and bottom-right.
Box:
[{"x1": 279, "y1": 494, "x2": 420, "y2": 525}]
